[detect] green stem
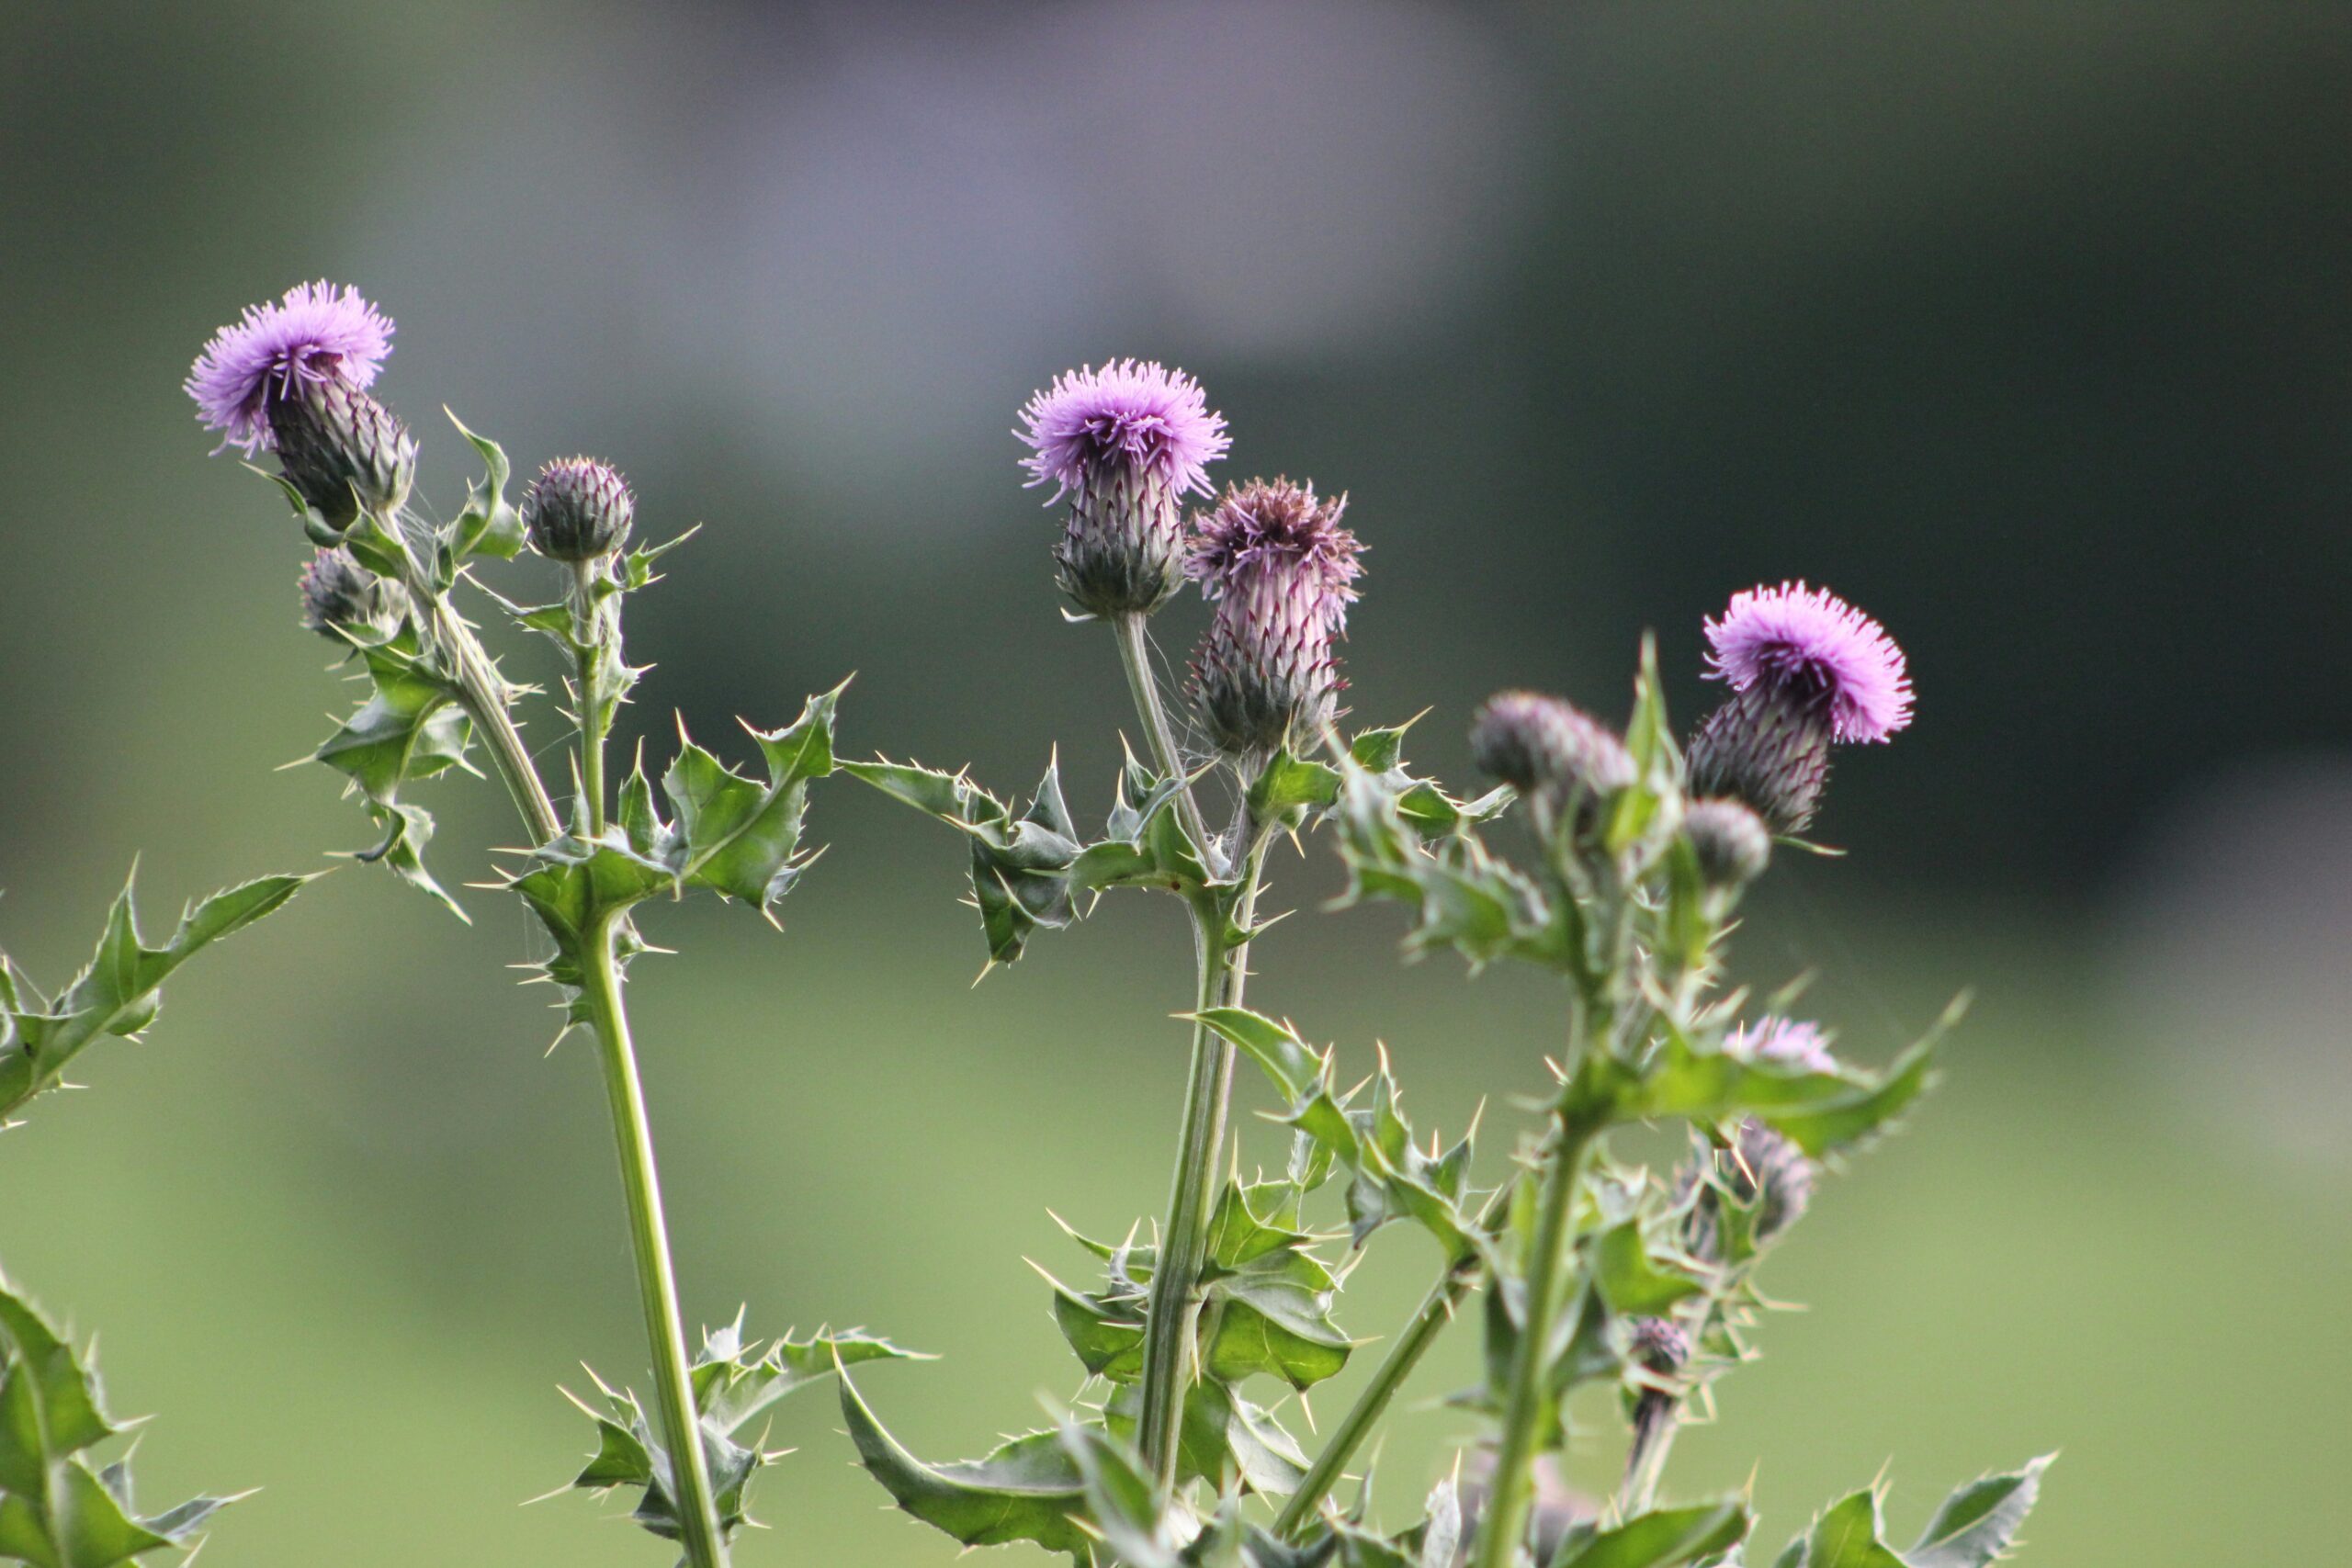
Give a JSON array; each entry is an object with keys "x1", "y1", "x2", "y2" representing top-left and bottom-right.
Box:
[
  {"x1": 1136, "y1": 829, "x2": 1268, "y2": 1488},
  {"x1": 1620, "y1": 1400, "x2": 1680, "y2": 1517},
  {"x1": 580, "y1": 911, "x2": 729, "y2": 1568},
  {"x1": 1275, "y1": 1169, "x2": 1529, "y2": 1538},
  {"x1": 1469, "y1": 1058, "x2": 1602, "y2": 1568},
  {"x1": 571, "y1": 560, "x2": 611, "y2": 836},
  {"x1": 1111, "y1": 612, "x2": 1219, "y2": 872},
  {"x1": 415, "y1": 584, "x2": 562, "y2": 843}
]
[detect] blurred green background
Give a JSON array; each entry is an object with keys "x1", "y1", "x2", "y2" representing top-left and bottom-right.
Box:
[{"x1": 3, "y1": 3, "x2": 2347, "y2": 1563}]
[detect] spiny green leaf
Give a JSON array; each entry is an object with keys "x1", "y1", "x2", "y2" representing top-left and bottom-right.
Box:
[
  {"x1": 1191, "y1": 1007, "x2": 1329, "y2": 1103},
  {"x1": 443, "y1": 409, "x2": 523, "y2": 565},
  {"x1": 1802, "y1": 1491, "x2": 1908, "y2": 1568},
  {"x1": 0, "y1": 872, "x2": 312, "y2": 1120},
  {"x1": 1549, "y1": 1499, "x2": 1750, "y2": 1568},
  {"x1": 1908, "y1": 1455, "x2": 2052, "y2": 1568},
  {"x1": 837, "y1": 1367, "x2": 1090, "y2": 1555},
  {"x1": 663, "y1": 682, "x2": 843, "y2": 912}
]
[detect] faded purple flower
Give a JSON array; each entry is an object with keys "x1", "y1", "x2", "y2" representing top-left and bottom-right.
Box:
[
  {"x1": 187, "y1": 282, "x2": 395, "y2": 457},
  {"x1": 1187, "y1": 478, "x2": 1363, "y2": 759},
  {"x1": 1016, "y1": 360, "x2": 1229, "y2": 501},
  {"x1": 1703, "y1": 581, "x2": 1912, "y2": 744},
  {"x1": 524, "y1": 457, "x2": 636, "y2": 562},
  {"x1": 1018, "y1": 361, "x2": 1229, "y2": 617},
  {"x1": 1679, "y1": 1118, "x2": 1815, "y2": 1258},
  {"x1": 1469, "y1": 691, "x2": 1635, "y2": 799},
  {"x1": 1724, "y1": 1016, "x2": 1837, "y2": 1075}
]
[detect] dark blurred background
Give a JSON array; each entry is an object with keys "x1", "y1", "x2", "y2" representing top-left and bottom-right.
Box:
[{"x1": 2, "y1": 4, "x2": 2346, "y2": 1565}]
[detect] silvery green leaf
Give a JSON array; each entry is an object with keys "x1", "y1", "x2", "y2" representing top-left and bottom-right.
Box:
[
  {"x1": 1061, "y1": 1419, "x2": 1183, "y2": 1568},
  {"x1": 1799, "y1": 1491, "x2": 1907, "y2": 1568},
  {"x1": 1188, "y1": 1006, "x2": 1330, "y2": 1103}
]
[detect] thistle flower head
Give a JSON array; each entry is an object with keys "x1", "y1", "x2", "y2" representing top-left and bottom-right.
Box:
[
  {"x1": 1679, "y1": 1118, "x2": 1815, "y2": 1258},
  {"x1": 1469, "y1": 691, "x2": 1635, "y2": 800},
  {"x1": 297, "y1": 547, "x2": 387, "y2": 637},
  {"x1": 1187, "y1": 478, "x2": 1365, "y2": 759},
  {"x1": 1683, "y1": 797, "x2": 1772, "y2": 888},
  {"x1": 1016, "y1": 360, "x2": 1229, "y2": 501},
  {"x1": 187, "y1": 282, "x2": 394, "y2": 457},
  {"x1": 269, "y1": 375, "x2": 416, "y2": 529},
  {"x1": 1724, "y1": 1015, "x2": 1837, "y2": 1075},
  {"x1": 524, "y1": 457, "x2": 635, "y2": 562},
  {"x1": 1625, "y1": 1317, "x2": 1690, "y2": 1374},
  {"x1": 1703, "y1": 581, "x2": 1912, "y2": 744}
]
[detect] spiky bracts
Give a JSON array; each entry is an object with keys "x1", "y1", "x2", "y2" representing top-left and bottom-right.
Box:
[{"x1": 1186, "y1": 478, "x2": 1363, "y2": 760}]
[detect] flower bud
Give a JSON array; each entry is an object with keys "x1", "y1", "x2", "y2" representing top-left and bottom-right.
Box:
[
  {"x1": 1679, "y1": 1118, "x2": 1815, "y2": 1260},
  {"x1": 1683, "y1": 796, "x2": 1772, "y2": 887},
  {"x1": 297, "y1": 547, "x2": 391, "y2": 637},
  {"x1": 1017, "y1": 361, "x2": 1229, "y2": 617},
  {"x1": 523, "y1": 457, "x2": 635, "y2": 562},
  {"x1": 266, "y1": 375, "x2": 417, "y2": 529},
  {"x1": 1470, "y1": 691, "x2": 1635, "y2": 804},
  {"x1": 1625, "y1": 1316, "x2": 1690, "y2": 1375},
  {"x1": 1186, "y1": 478, "x2": 1364, "y2": 760},
  {"x1": 1687, "y1": 582, "x2": 1911, "y2": 833}
]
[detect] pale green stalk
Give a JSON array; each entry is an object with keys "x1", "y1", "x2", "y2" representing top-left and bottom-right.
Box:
[
  {"x1": 403, "y1": 534, "x2": 726, "y2": 1566},
  {"x1": 580, "y1": 910, "x2": 729, "y2": 1568},
  {"x1": 1468, "y1": 1012, "x2": 1604, "y2": 1568},
  {"x1": 571, "y1": 559, "x2": 612, "y2": 835}
]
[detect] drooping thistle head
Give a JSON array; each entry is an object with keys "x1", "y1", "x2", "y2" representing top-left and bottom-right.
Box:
[
  {"x1": 1682, "y1": 796, "x2": 1773, "y2": 888},
  {"x1": 1017, "y1": 360, "x2": 1229, "y2": 617},
  {"x1": 1679, "y1": 1117, "x2": 1816, "y2": 1259},
  {"x1": 297, "y1": 547, "x2": 391, "y2": 638},
  {"x1": 524, "y1": 457, "x2": 635, "y2": 562},
  {"x1": 1186, "y1": 477, "x2": 1363, "y2": 762},
  {"x1": 1469, "y1": 690, "x2": 1636, "y2": 839},
  {"x1": 1686, "y1": 582, "x2": 1912, "y2": 833},
  {"x1": 187, "y1": 282, "x2": 414, "y2": 529}
]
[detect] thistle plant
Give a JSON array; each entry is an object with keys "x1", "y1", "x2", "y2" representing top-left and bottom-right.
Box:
[
  {"x1": 834, "y1": 364, "x2": 2052, "y2": 1568},
  {"x1": 183, "y1": 282, "x2": 913, "y2": 1567}
]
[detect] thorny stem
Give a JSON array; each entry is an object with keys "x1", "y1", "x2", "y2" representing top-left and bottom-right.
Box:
[
  {"x1": 1135, "y1": 806, "x2": 1270, "y2": 1490},
  {"x1": 1112, "y1": 612, "x2": 1221, "y2": 874},
  {"x1": 581, "y1": 910, "x2": 730, "y2": 1568},
  {"x1": 1274, "y1": 1154, "x2": 1540, "y2": 1539},
  {"x1": 1469, "y1": 1017, "x2": 1605, "y2": 1568},
  {"x1": 571, "y1": 559, "x2": 613, "y2": 835},
  {"x1": 389, "y1": 532, "x2": 560, "y2": 843}
]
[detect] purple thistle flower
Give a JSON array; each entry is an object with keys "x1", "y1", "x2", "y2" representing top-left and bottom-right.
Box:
[
  {"x1": 1702, "y1": 581, "x2": 1912, "y2": 744},
  {"x1": 1724, "y1": 1016, "x2": 1838, "y2": 1075},
  {"x1": 186, "y1": 282, "x2": 395, "y2": 457},
  {"x1": 1016, "y1": 360, "x2": 1229, "y2": 501},
  {"x1": 1688, "y1": 582, "x2": 1912, "y2": 833},
  {"x1": 1186, "y1": 478, "x2": 1363, "y2": 760},
  {"x1": 1017, "y1": 361, "x2": 1230, "y2": 617}
]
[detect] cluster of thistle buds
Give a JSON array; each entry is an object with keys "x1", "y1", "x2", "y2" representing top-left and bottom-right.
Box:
[{"x1": 1019, "y1": 361, "x2": 1366, "y2": 766}]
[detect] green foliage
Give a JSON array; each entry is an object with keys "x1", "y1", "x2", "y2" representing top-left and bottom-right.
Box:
[
  {"x1": 0, "y1": 1275, "x2": 241, "y2": 1565},
  {"x1": 504, "y1": 685, "x2": 845, "y2": 1001},
  {"x1": 845, "y1": 739, "x2": 1229, "y2": 966},
  {"x1": 0, "y1": 868, "x2": 311, "y2": 1122},
  {"x1": 569, "y1": 1319, "x2": 922, "y2": 1548},
  {"x1": 1548, "y1": 1499, "x2": 1752, "y2": 1568},
  {"x1": 1760, "y1": 1460, "x2": 2051, "y2": 1568}
]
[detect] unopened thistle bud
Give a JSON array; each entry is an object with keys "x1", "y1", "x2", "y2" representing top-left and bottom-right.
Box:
[
  {"x1": 1680, "y1": 1118, "x2": 1815, "y2": 1258},
  {"x1": 1186, "y1": 478, "x2": 1364, "y2": 761},
  {"x1": 1686, "y1": 582, "x2": 1912, "y2": 834},
  {"x1": 1623, "y1": 1316, "x2": 1690, "y2": 1479},
  {"x1": 187, "y1": 281, "x2": 412, "y2": 527},
  {"x1": 1683, "y1": 796, "x2": 1772, "y2": 887},
  {"x1": 1470, "y1": 690, "x2": 1635, "y2": 830},
  {"x1": 523, "y1": 457, "x2": 635, "y2": 562},
  {"x1": 1016, "y1": 361, "x2": 1229, "y2": 617},
  {"x1": 297, "y1": 547, "x2": 390, "y2": 637}
]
